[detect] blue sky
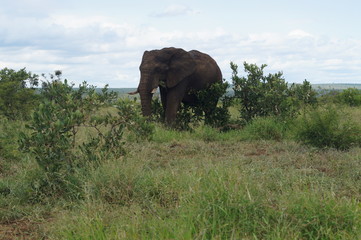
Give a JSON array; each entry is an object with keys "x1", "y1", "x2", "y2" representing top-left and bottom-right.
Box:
[{"x1": 1, "y1": 0, "x2": 360, "y2": 87}]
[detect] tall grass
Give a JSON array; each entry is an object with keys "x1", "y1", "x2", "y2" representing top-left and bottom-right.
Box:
[
  {"x1": 294, "y1": 106, "x2": 361, "y2": 150},
  {"x1": 50, "y1": 156, "x2": 361, "y2": 239},
  {"x1": 1, "y1": 104, "x2": 361, "y2": 239},
  {"x1": 45, "y1": 126, "x2": 361, "y2": 239}
]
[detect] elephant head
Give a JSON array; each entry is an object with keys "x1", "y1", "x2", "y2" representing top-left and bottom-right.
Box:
[{"x1": 132, "y1": 47, "x2": 196, "y2": 117}]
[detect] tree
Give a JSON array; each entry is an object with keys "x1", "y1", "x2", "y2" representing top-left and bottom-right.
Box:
[{"x1": 0, "y1": 68, "x2": 39, "y2": 120}]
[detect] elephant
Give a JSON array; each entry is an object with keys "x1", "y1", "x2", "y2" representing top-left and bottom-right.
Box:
[{"x1": 129, "y1": 47, "x2": 222, "y2": 125}]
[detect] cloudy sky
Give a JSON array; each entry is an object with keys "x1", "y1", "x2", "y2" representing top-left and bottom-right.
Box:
[{"x1": 1, "y1": 0, "x2": 361, "y2": 87}]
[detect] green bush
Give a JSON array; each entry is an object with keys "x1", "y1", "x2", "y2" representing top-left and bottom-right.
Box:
[
  {"x1": 337, "y1": 88, "x2": 361, "y2": 106},
  {"x1": 177, "y1": 81, "x2": 231, "y2": 130},
  {"x1": 19, "y1": 75, "x2": 153, "y2": 199},
  {"x1": 194, "y1": 81, "x2": 232, "y2": 128},
  {"x1": 151, "y1": 97, "x2": 198, "y2": 131},
  {"x1": 294, "y1": 106, "x2": 361, "y2": 150},
  {"x1": 231, "y1": 62, "x2": 317, "y2": 122},
  {"x1": 0, "y1": 119, "x2": 24, "y2": 162},
  {"x1": 151, "y1": 81, "x2": 231, "y2": 131},
  {"x1": 0, "y1": 119, "x2": 28, "y2": 179},
  {"x1": 0, "y1": 68, "x2": 39, "y2": 120},
  {"x1": 289, "y1": 80, "x2": 318, "y2": 106},
  {"x1": 317, "y1": 89, "x2": 341, "y2": 105},
  {"x1": 116, "y1": 98, "x2": 155, "y2": 142}
]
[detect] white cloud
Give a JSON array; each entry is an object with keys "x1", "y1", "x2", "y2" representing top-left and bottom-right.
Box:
[
  {"x1": 152, "y1": 4, "x2": 199, "y2": 18},
  {"x1": 288, "y1": 30, "x2": 314, "y2": 39},
  {"x1": 1, "y1": 9, "x2": 361, "y2": 87}
]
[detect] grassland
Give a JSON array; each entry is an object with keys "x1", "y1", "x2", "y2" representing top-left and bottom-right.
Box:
[
  {"x1": 108, "y1": 83, "x2": 361, "y2": 98},
  {"x1": 1, "y1": 105, "x2": 361, "y2": 239},
  {"x1": 312, "y1": 83, "x2": 361, "y2": 90}
]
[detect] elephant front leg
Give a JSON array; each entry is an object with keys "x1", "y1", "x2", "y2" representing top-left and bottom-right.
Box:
[
  {"x1": 164, "y1": 89, "x2": 184, "y2": 126},
  {"x1": 165, "y1": 99, "x2": 180, "y2": 126}
]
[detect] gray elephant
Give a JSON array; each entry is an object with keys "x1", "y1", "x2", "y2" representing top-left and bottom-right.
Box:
[{"x1": 129, "y1": 47, "x2": 222, "y2": 125}]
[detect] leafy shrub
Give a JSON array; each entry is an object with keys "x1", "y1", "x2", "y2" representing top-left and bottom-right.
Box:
[
  {"x1": 289, "y1": 80, "x2": 318, "y2": 106},
  {"x1": 0, "y1": 119, "x2": 27, "y2": 178},
  {"x1": 317, "y1": 89, "x2": 341, "y2": 105},
  {"x1": 0, "y1": 119, "x2": 24, "y2": 162},
  {"x1": 178, "y1": 81, "x2": 231, "y2": 130},
  {"x1": 0, "y1": 68, "x2": 39, "y2": 120},
  {"x1": 152, "y1": 98, "x2": 200, "y2": 131},
  {"x1": 116, "y1": 98, "x2": 155, "y2": 142},
  {"x1": 231, "y1": 62, "x2": 317, "y2": 122},
  {"x1": 19, "y1": 75, "x2": 153, "y2": 198},
  {"x1": 195, "y1": 81, "x2": 232, "y2": 129},
  {"x1": 175, "y1": 103, "x2": 200, "y2": 131},
  {"x1": 337, "y1": 88, "x2": 361, "y2": 106},
  {"x1": 151, "y1": 96, "x2": 165, "y2": 122},
  {"x1": 294, "y1": 106, "x2": 361, "y2": 150},
  {"x1": 151, "y1": 81, "x2": 231, "y2": 131}
]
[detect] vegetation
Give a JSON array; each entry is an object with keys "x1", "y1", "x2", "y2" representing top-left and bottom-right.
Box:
[
  {"x1": 231, "y1": 62, "x2": 317, "y2": 122},
  {"x1": 0, "y1": 68, "x2": 39, "y2": 120},
  {"x1": 294, "y1": 106, "x2": 361, "y2": 150},
  {"x1": 151, "y1": 80, "x2": 231, "y2": 131},
  {"x1": 337, "y1": 87, "x2": 361, "y2": 106},
  {"x1": 0, "y1": 66, "x2": 361, "y2": 239}
]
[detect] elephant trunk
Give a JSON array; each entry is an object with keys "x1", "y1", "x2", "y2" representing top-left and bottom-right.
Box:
[
  {"x1": 139, "y1": 92, "x2": 153, "y2": 117},
  {"x1": 138, "y1": 78, "x2": 156, "y2": 117}
]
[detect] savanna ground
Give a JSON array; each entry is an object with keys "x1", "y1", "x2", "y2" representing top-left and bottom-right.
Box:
[
  {"x1": 1, "y1": 67, "x2": 361, "y2": 239},
  {"x1": 1, "y1": 104, "x2": 361, "y2": 239}
]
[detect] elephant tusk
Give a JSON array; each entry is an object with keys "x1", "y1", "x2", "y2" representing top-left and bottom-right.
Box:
[
  {"x1": 128, "y1": 90, "x2": 139, "y2": 95},
  {"x1": 151, "y1": 87, "x2": 158, "y2": 94}
]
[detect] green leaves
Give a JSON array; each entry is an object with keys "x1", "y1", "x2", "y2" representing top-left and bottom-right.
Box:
[
  {"x1": 175, "y1": 81, "x2": 231, "y2": 130},
  {"x1": 195, "y1": 81, "x2": 232, "y2": 128},
  {"x1": 151, "y1": 80, "x2": 230, "y2": 131},
  {"x1": 0, "y1": 68, "x2": 39, "y2": 120},
  {"x1": 231, "y1": 62, "x2": 317, "y2": 122},
  {"x1": 20, "y1": 76, "x2": 154, "y2": 181},
  {"x1": 337, "y1": 88, "x2": 361, "y2": 106}
]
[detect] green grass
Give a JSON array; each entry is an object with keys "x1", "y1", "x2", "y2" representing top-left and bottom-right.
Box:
[
  {"x1": 294, "y1": 105, "x2": 361, "y2": 150},
  {"x1": 45, "y1": 139, "x2": 361, "y2": 239},
  {"x1": 1, "y1": 106, "x2": 361, "y2": 239}
]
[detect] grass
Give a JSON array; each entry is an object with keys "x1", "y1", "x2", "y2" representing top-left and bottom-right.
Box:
[
  {"x1": 45, "y1": 140, "x2": 361, "y2": 239},
  {"x1": 1, "y1": 106, "x2": 361, "y2": 239}
]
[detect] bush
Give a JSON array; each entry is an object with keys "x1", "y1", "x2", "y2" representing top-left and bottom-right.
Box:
[
  {"x1": 231, "y1": 62, "x2": 317, "y2": 122},
  {"x1": 337, "y1": 88, "x2": 361, "y2": 106},
  {"x1": 289, "y1": 80, "x2": 318, "y2": 106},
  {"x1": 0, "y1": 68, "x2": 39, "y2": 120},
  {"x1": 294, "y1": 106, "x2": 361, "y2": 150},
  {"x1": 0, "y1": 119, "x2": 24, "y2": 162},
  {"x1": 317, "y1": 89, "x2": 341, "y2": 105},
  {"x1": 151, "y1": 81, "x2": 231, "y2": 131},
  {"x1": 116, "y1": 98, "x2": 155, "y2": 142},
  {"x1": 19, "y1": 75, "x2": 153, "y2": 199},
  {"x1": 0, "y1": 119, "x2": 28, "y2": 178},
  {"x1": 195, "y1": 81, "x2": 232, "y2": 129},
  {"x1": 178, "y1": 81, "x2": 231, "y2": 130}
]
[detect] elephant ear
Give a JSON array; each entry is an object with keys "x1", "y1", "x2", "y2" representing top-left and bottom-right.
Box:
[{"x1": 166, "y1": 49, "x2": 196, "y2": 88}]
